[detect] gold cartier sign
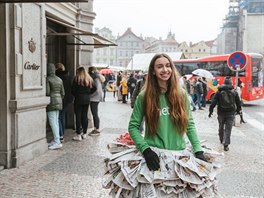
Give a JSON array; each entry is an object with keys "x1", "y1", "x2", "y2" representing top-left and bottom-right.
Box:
[{"x1": 24, "y1": 61, "x2": 40, "y2": 70}]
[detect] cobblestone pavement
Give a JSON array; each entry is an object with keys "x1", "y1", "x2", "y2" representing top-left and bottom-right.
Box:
[{"x1": 0, "y1": 92, "x2": 263, "y2": 198}]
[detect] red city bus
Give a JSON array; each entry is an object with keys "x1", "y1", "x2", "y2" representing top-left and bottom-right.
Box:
[{"x1": 174, "y1": 53, "x2": 264, "y2": 102}]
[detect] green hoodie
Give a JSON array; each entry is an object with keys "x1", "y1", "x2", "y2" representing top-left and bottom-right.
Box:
[{"x1": 128, "y1": 91, "x2": 202, "y2": 153}]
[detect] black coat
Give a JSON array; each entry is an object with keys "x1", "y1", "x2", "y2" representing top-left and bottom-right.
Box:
[
  {"x1": 56, "y1": 69, "x2": 73, "y2": 106},
  {"x1": 71, "y1": 78, "x2": 97, "y2": 105},
  {"x1": 209, "y1": 84, "x2": 241, "y2": 115}
]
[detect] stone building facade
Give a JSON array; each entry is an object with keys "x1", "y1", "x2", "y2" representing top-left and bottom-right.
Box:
[
  {"x1": 116, "y1": 28, "x2": 145, "y2": 68},
  {"x1": 217, "y1": 0, "x2": 264, "y2": 55},
  {"x1": 93, "y1": 27, "x2": 117, "y2": 66},
  {"x1": 0, "y1": 1, "x2": 98, "y2": 168},
  {"x1": 145, "y1": 31, "x2": 178, "y2": 53}
]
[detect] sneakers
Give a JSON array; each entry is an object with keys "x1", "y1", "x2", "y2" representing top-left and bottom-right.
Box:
[
  {"x1": 48, "y1": 141, "x2": 56, "y2": 147},
  {"x1": 82, "y1": 133, "x2": 87, "y2": 139},
  {"x1": 88, "y1": 130, "x2": 100, "y2": 136},
  {"x1": 224, "y1": 145, "x2": 229, "y2": 151},
  {"x1": 72, "y1": 134, "x2": 82, "y2": 141},
  {"x1": 48, "y1": 143, "x2": 62, "y2": 150}
]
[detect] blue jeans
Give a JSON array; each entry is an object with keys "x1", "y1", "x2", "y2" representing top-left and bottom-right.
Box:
[
  {"x1": 195, "y1": 93, "x2": 202, "y2": 108},
  {"x1": 58, "y1": 104, "x2": 68, "y2": 138},
  {"x1": 47, "y1": 111, "x2": 60, "y2": 144}
]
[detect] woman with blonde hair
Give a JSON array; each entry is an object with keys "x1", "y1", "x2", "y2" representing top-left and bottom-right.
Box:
[
  {"x1": 71, "y1": 67, "x2": 96, "y2": 141},
  {"x1": 129, "y1": 53, "x2": 206, "y2": 170}
]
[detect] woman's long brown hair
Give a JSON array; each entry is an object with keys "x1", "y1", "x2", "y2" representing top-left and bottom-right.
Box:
[
  {"x1": 144, "y1": 53, "x2": 188, "y2": 136},
  {"x1": 75, "y1": 67, "x2": 93, "y2": 87}
]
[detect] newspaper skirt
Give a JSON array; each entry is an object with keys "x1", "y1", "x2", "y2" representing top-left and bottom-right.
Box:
[{"x1": 103, "y1": 142, "x2": 223, "y2": 198}]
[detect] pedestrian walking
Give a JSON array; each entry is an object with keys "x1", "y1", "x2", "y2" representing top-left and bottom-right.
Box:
[
  {"x1": 129, "y1": 53, "x2": 207, "y2": 170},
  {"x1": 71, "y1": 67, "x2": 96, "y2": 141},
  {"x1": 127, "y1": 73, "x2": 137, "y2": 100},
  {"x1": 182, "y1": 75, "x2": 196, "y2": 111},
  {"x1": 195, "y1": 77, "x2": 204, "y2": 110},
  {"x1": 236, "y1": 78, "x2": 246, "y2": 123},
  {"x1": 55, "y1": 63, "x2": 73, "y2": 142},
  {"x1": 116, "y1": 71, "x2": 123, "y2": 101},
  {"x1": 130, "y1": 71, "x2": 148, "y2": 133},
  {"x1": 46, "y1": 63, "x2": 65, "y2": 150},
  {"x1": 120, "y1": 77, "x2": 128, "y2": 104},
  {"x1": 209, "y1": 76, "x2": 242, "y2": 151},
  {"x1": 88, "y1": 66, "x2": 105, "y2": 136},
  {"x1": 201, "y1": 77, "x2": 208, "y2": 107}
]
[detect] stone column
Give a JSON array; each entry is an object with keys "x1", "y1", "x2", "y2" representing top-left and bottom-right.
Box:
[{"x1": 0, "y1": 3, "x2": 50, "y2": 168}]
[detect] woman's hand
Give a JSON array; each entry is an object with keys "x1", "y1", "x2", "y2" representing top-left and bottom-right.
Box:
[
  {"x1": 195, "y1": 151, "x2": 208, "y2": 162},
  {"x1": 143, "y1": 148, "x2": 160, "y2": 171}
]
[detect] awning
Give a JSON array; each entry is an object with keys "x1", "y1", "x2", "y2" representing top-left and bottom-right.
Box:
[
  {"x1": 46, "y1": 16, "x2": 117, "y2": 48},
  {"x1": 1, "y1": 0, "x2": 86, "y2": 2}
]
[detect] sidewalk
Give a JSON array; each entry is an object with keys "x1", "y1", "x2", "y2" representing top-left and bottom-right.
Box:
[{"x1": 0, "y1": 92, "x2": 263, "y2": 197}]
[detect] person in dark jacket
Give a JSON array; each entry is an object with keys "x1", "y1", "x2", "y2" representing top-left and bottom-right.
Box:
[
  {"x1": 55, "y1": 63, "x2": 73, "y2": 142},
  {"x1": 209, "y1": 76, "x2": 242, "y2": 151},
  {"x1": 88, "y1": 66, "x2": 105, "y2": 136},
  {"x1": 46, "y1": 63, "x2": 65, "y2": 150},
  {"x1": 71, "y1": 67, "x2": 96, "y2": 141},
  {"x1": 201, "y1": 77, "x2": 208, "y2": 108},
  {"x1": 127, "y1": 73, "x2": 137, "y2": 100},
  {"x1": 195, "y1": 77, "x2": 204, "y2": 110}
]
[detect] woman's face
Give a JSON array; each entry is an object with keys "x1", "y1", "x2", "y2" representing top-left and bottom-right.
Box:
[{"x1": 153, "y1": 57, "x2": 172, "y2": 83}]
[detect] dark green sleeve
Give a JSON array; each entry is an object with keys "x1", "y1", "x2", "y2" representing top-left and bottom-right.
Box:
[
  {"x1": 128, "y1": 93, "x2": 149, "y2": 152},
  {"x1": 184, "y1": 91, "x2": 203, "y2": 153}
]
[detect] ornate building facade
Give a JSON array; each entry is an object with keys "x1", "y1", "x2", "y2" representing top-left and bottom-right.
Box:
[{"x1": 0, "y1": 1, "x2": 103, "y2": 168}]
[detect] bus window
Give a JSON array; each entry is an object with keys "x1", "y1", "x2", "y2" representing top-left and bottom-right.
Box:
[{"x1": 175, "y1": 63, "x2": 199, "y2": 75}]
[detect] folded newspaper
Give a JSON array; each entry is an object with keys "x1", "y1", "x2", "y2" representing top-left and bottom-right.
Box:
[{"x1": 103, "y1": 133, "x2": 224, "y2": 198}]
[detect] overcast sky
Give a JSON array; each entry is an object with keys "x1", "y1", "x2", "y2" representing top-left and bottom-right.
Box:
[{"x1": 94, "y1": 0, "x2": 230, "y2": 43}]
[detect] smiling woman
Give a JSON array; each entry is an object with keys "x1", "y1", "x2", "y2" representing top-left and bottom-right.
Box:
[{"x1": 103, "y1": 53, "x2": 223, "y2": 197}]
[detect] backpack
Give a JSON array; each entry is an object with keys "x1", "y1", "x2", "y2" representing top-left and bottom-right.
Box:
[{"x1": 219, "y1": 89, "x2": 235, "y2": 110}]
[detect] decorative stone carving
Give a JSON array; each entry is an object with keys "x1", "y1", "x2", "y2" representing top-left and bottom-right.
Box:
[{"x1": 28, "y1": 38, "x2": 36, "y2": 53}]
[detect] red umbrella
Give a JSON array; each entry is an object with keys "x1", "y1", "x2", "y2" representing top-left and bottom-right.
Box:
[{"x1": 100, "y1": 68, "x2": 112, "y2": 74}]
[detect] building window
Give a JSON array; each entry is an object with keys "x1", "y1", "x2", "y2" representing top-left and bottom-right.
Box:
[
  {"x1": 120, "y1": 51, "x2": 123, "y2": 56},
  {"x1": 185, "y1": 49, "x2": 188, "y2": 52},
  {"x1": 110, "y1": 59, "x2": 113, "y2": 65},
  {"x1": 110, "y1": 49, "x2": 114, "y2": 56},
  {"x1": 103, "y1": 49, "x2": 107, "y2": 56},
  {"x1": 199, "y1": 49, "x2": 201, "y2": 52},
  {"x1": 203, "y1": 49, "x2": 206, "y2": 52}
]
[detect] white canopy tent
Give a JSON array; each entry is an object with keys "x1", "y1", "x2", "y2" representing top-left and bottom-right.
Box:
[{"x1": 126, "y1": 52, "x2": 185, "y2": 71}]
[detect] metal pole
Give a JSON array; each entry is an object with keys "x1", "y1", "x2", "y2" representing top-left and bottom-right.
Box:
[{"x1": 235, "y1": 70, "x2": 238, "y2": 89}]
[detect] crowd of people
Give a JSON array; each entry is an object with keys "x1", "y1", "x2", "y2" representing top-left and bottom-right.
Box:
[
  {"x1": 46, "y1": 58, "x2": 245, "y2": 152},
  {"x1": 46, "y1": 53, "x2": 245, "y2": 196}
]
